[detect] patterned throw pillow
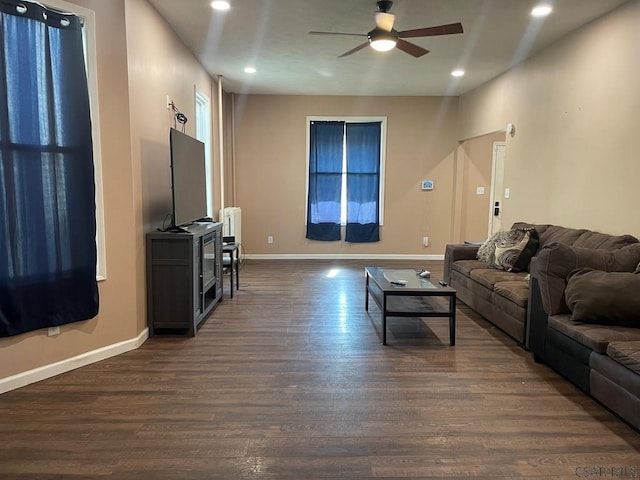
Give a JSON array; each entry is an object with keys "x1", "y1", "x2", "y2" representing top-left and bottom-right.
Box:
[
  {"x1": 477, "y1": 230, "x2": 511, "y2": 266},
  {"x1": 494, "y1": 228, "x2": 540, "y2": 272}
]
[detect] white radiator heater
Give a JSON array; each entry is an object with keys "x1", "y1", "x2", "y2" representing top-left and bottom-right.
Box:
[{"x1": 219, "y1": 207, "x2": 242, "y2": 246}]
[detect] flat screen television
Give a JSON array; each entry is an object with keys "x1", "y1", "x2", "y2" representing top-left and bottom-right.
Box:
[{"x1": 169, "y1": 128, "x2": 208, "y2": 228}]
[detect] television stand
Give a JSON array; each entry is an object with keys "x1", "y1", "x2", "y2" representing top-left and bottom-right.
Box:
[{"x1": 146, "y1": 222, "x2": 223, "y2": 336}]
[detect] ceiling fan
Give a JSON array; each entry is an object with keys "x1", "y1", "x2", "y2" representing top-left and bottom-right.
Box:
[{"x1": 309, "y1": 0, "x2": 463, "y2": 58}]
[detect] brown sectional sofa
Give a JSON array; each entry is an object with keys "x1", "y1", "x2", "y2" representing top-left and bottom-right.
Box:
[
  {"x1": 529, "y1": 240, "x2": 640, "y2": 430},
  {"x1": 444, "y1": 222, "x2": 640, "y2": 430},
  {"x1": 444, "y1": 222, "x2": 581, "y2": 345}
]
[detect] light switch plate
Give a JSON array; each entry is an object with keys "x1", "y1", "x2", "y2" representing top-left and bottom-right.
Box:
[
  {"x1": 504, "y1": 188, "x2": 511, "y2": 199},
  {"x1": 476, "y1": 187, "x2": 485, "y2": 195}
]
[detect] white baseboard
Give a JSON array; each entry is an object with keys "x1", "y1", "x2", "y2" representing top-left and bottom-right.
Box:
[
  {"x1": 0, "y1": 328, "x2": 149, "y2": 395},
  {"x1": 244, "y1": 254, "x2": 445, "y2": 261}
]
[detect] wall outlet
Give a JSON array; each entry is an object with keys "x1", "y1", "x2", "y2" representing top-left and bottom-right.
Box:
[
  {"x1": 48, "y1": 326, "x2": 60, "y2": 337},
  {"x1": 267, "y1": 235, "x2": 273, "y2": 244},
  {"x1": 422, "y1": 236, "x2": 429, "y2": 247}
]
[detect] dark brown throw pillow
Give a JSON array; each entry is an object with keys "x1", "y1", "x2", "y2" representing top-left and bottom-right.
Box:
[
  {"x1": 565, "y1": 268, "x2": 640, "y2": 327},
  {"x1": 493, "y1": 228, "x2": 539, "y2": 272}
]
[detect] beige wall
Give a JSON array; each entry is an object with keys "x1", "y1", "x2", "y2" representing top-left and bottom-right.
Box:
[
  {"x1": 125, "y1": 0, "x2": 220, "y2": 336},
  {"x1": 459, "y1": 1, "x2": 640, "y2": 238},
  {"x1": 232, "y1": 95, "x2": 459, "y2": 255},
  {"x1": 125, "y1": 0, "x2": 221, "y2": 232},
  {"x1": 222, "y1": 91, "x2": 237, "y2": 208}
]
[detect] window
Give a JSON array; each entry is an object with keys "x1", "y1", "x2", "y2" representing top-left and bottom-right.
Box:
[
  {"x1": 305, "y1": 117, "x2": 386, "y2": 243},
  {"x1": 0, "y1": 0, "x2": 101, "y2": 336},
  {"x1": 45, "y1": 0, "x2": 105, "y2": 280}
]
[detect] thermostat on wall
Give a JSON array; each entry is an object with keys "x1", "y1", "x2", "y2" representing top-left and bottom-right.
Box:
[{"x1": 421, "y1": 180, "x2": 434, "y2": 190}]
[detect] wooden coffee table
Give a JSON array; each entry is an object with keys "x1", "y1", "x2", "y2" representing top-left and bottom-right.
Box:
[{"x1": 365, "y1": 267, "x2": 456, "y2": 346}]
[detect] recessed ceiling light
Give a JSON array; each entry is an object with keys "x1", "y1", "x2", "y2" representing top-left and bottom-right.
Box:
[
  {"x1": 210, "y1": 1, "x2": 230, "y2": 11},
  {"x1": 531, "y1": 4, "x2": 552, "y2": 17},
  {"x1": 451, "y1": 69, "x2": 465, "y2": 77},
  {"x1": 244, "y1": 66, "x2": 256, "y2": 74}
]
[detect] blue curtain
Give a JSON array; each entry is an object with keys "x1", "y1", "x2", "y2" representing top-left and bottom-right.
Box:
[
  {"x1": 345, "y1": 122, "x2": 381, "y2": 242},
  {"x1": 306, "y1": 121, "x2": 343, "y2": 241},
  {"x1": 0, "y1": 0, "x2": 98, "y2": 337}
]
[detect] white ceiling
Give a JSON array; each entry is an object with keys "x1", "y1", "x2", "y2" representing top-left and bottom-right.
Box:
[{"x1": 147, "y1": 0, "x2": 628, "y2": 96}]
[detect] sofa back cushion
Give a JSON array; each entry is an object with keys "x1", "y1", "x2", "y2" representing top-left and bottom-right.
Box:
[
  {"x1": 511, "y1": 222, "x2": 638, "y2": 250},
  {"x1": 573, "y1": 230, "x2": 639, "y2": 250},
  {"x1": 511, "y1": 223, "x2": 585, "y2": 249},
  {"x1": 531, "y1": 242, "x2": 640, "y2": 315}
]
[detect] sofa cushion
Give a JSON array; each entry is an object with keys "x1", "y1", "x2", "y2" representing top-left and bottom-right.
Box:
[
  {"x1": 531, "y1": 242, "x2": 640, "y2": 316},
  {"x1": 452, "y1": 260, "x2": 488, "y2": 277},
  {"x1": 511, "y1": 223, "x2": 639, "y2": 250},
  {"x1": 573, "y1": 230, "x2": 639, "y2": 250},
  {"x1": 452, "y1": 270, "x2": 494, "y2": 304},
  {"x1": 607, "y1": 341, "x2": 640, "y2": 376},
  {"x1": 493, "y1": 228, "x2": 539, "y2": 272},
  {"x1": 548, "y1": 315, "x2": 640, "y2": 353},
  {"x1": 565, "y1": 268, "x2": 640, "y2": 327},
  {"x1": 590, "y1": 353, "x2": 640, "y2": 428},
  {"x1": 469, "y1": 268, "x2": 527, "y2": 290},
  {"x1": 493, "y1": 280, "x2": 529, "y2": 307},
  {"x1": 512, "y1": 223, "x2": 585, "y2": 249}
]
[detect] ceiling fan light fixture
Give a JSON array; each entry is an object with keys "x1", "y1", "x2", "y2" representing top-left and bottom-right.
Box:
[{"x1": 368, "y1": 29, "x2": 398, "y2": 52}]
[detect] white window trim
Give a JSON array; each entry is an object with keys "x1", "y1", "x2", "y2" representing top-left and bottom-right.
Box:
[
  {"x1": 194, "y1": 89, "x2": 212, "y2": 218},
  {"x1": 39, "y1": 0, "x2": 106, "y2": 281},
  {"x1": 305, "y1": 116, "x2": 387, "y2": 226}
]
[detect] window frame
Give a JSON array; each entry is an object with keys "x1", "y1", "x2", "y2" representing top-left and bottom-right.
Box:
[
  {"x1": 194, "y1": 89, "x2": 212, "y2": 218},
  {"x1": 305, "y1": 116, "x2": 387, "y2": 226},
  {"x1": 38, "y1": 0, "x2": 106, "y2": 281}
]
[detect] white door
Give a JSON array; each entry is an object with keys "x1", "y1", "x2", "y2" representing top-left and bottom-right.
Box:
[{"x1": 488, "y1": 142, "x2": 506, "y2": 235}]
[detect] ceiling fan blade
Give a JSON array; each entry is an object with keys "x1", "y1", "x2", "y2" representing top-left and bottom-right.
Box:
[
  {"x1": 309, "y1": 31, "x2": 366, "y2": 37},
  {"x1": 338, "y1": 42, "x2": 370, "y2": 58},
  {"x1": 374, "y1": 12, "x2": 395, "y2": 31},
  {"x1": 399, "y1": 22, "x2": 463, "y2": 38},
  {"x1": 395, "y1": 39, "x2": 429, "y2": 58}
]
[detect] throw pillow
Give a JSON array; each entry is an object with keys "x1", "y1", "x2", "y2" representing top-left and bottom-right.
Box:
[
  {"x1": 494, "y1": 228, "x2": 540, "y2": 272},
  {"x1": 565, "y1": 268, "x2": 640, "y2": 327},
  {"x1": 477, "y1": 230, "x2": 510, "y2": 266}
]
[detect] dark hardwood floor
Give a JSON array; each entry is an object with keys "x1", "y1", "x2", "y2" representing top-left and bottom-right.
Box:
[{"x1": 1, "y1": 259, "x2": 639, "y2": 479}]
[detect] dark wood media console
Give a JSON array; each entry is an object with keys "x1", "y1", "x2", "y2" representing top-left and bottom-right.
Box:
[{"x1": 146, "y1": 222, "x2": 223, "y2": 336}]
